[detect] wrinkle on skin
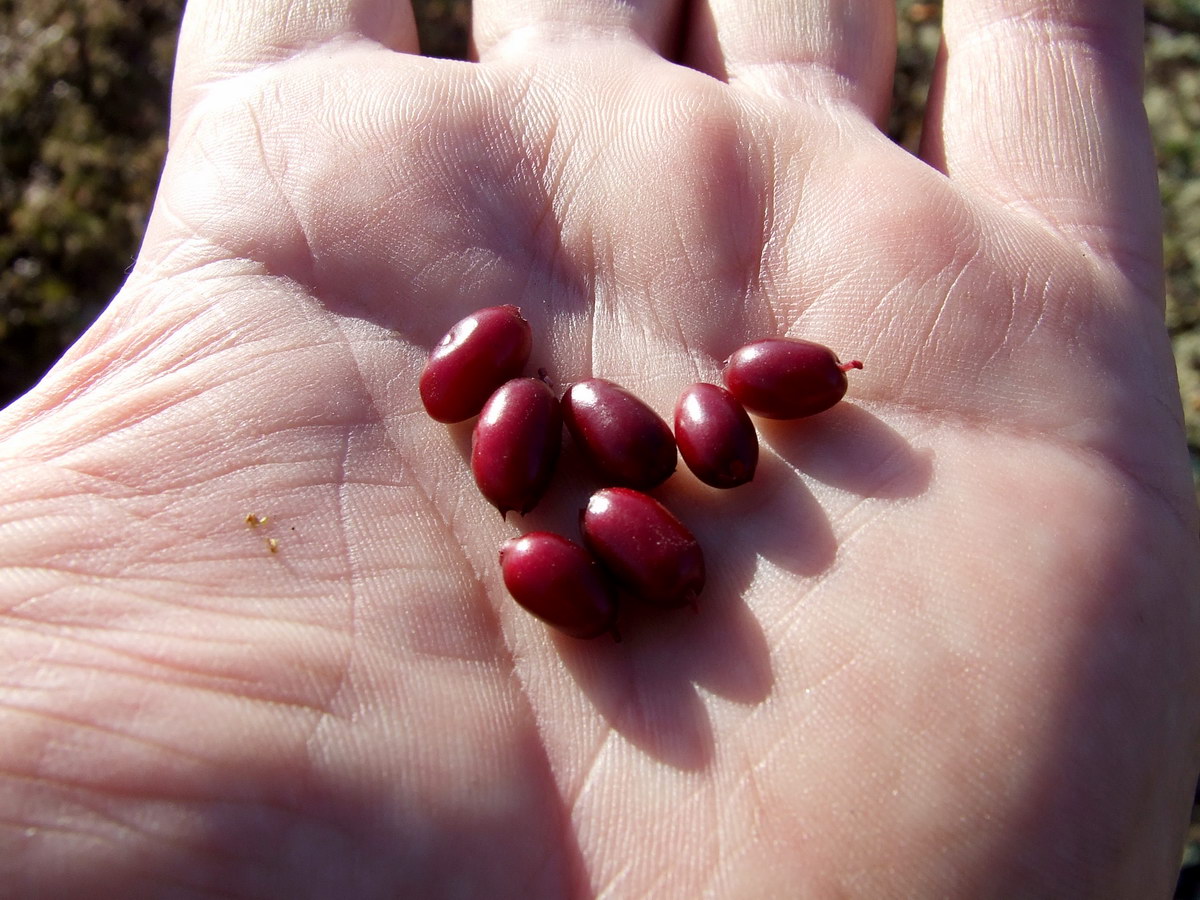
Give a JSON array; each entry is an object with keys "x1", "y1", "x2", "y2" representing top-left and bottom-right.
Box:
[{"x1": 0, "y1": 1, "x2": 1194, "y2": 895}]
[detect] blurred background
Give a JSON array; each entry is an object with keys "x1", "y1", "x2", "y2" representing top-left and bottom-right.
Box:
[{"x1": 1, "y1": 0, "x2": 1197, "y2": 894}]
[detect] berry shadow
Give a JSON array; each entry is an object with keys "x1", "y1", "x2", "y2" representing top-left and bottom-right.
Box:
[
  {"x1": 550, "y1": 541, "x2": 771, "y2": 771},
  {"x1": 754, "y1": 403, "x2": 934, "y2": 501},
  {"x1": 460, "y1": 399, "x2": 929, "y2": 773},
  {"x1": 539, "y1": 403, "x2": 932, "y2": 770},
  {"x1": 667, "y1": 452, "x2": 838, "y2": 578},
  {"x1": 503, "y1": 436, "x2": 770, "y2": 771},
  {"x1": 748, "y1": 400, "x2": 936, "y2": 501}
]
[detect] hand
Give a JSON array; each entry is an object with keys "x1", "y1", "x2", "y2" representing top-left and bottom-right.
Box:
[{"x1": 1, "y1": 0, "x2": 1195, "y2": 895}]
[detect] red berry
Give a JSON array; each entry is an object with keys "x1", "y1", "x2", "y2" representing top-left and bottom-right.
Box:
[
  {"x1": 472, "y1": 378, "x2": 562, "y2": 517},
  {"x1": 722, "y1": 338, "x2": 862, "y2": 419},
  {"x1": 419, "y1": 306, "x2": 532, "y2": 423},
  {"x1": 581, "y1": 488, "x2": 704, "y2": 609},
  {"x1": 562, "y1": 379, "x2": 677, "y2": 490},
  {"x1": 499, "y1": 532, "x2": 618, "y2": 639},
  {"x1": 674, "y1": 383, "x2": 758, "y2": 488}
]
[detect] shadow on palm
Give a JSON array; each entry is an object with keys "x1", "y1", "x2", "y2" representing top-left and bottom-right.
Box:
[{"x1": 472, "y1": 385, "x2": 933, "y2": 769}]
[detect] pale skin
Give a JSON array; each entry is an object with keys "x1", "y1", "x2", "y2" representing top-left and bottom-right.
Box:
[{"x1": 0, "y1": 0, "x2": 1196, "y2": 895}]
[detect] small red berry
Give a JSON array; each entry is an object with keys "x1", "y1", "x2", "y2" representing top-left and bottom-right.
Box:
[
  {"x1": 420, "y1": 306, "x2": 532, "y2": 423},
  {"x1": 472, "y1": 378, "x2": 562, "y2": 517},
  {"x1": 562, "y1": 379, "x2": 677, "y2": 490},
  {"x1": 674, "y1": 383, "x2": 758, "y2": 488},
  {"x1": 581, "y1": 488, "x2": 704, "y2": 609},
  {"x1": 723, "y1": 338, "x2": 862, "y2": 419},
  {"x1": 499, "y1": 532, "x2": 619, "y2": 639}
]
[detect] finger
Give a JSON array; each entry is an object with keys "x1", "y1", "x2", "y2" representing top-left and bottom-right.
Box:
[
  {"x1": 172, "y1": 0, "x2": 418, "y2": 123},
  {"x1": 473, "y1": 0, "x2": 686, "y2": 61},
  {"x1": 687, "y1": 0, "x2": 896, "y2": 124},
  {"x1": 924, "y1": 0, "x2": 1159, "y2": 270}
]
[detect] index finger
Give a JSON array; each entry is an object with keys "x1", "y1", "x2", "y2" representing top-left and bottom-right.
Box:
[{"x1": 171, "y1": 0, "x2": 419, "y2": 129}]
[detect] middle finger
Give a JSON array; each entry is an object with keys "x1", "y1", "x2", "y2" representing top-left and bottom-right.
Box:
[
  {"x1": 474, "y1": 0, "x2": 688, "y2": 60},
  {"x1": 687, "y1": 0, "x2": 897, "y2": 125}
]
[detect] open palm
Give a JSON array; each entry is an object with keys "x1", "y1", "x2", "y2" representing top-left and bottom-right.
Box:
[{"x1": 1, "y1": 0, "x2": 1196, "y2": 896}]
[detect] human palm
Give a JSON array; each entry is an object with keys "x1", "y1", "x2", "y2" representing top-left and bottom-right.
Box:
[{"x1": 1, "y1": 0, "x2": 1196, "y2": 896}]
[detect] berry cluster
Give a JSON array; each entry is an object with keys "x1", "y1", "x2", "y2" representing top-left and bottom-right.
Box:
[{"x1": 419, "y1": 306, "x2": 862, "y2": 640}]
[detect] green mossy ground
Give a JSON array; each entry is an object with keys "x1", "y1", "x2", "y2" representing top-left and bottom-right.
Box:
[{"x1": 1, "y1": 1, "x2": 1197, "y2": 893}]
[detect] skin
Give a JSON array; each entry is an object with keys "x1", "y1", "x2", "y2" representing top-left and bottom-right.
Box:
[{"x1": 0, "y1": 0, "x2": 1196, "y2": 896}]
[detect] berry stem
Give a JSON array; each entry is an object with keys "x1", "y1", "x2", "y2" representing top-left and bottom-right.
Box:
[{"x1": 839, "y1": 360, "x2": 864, "y2": 372}]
